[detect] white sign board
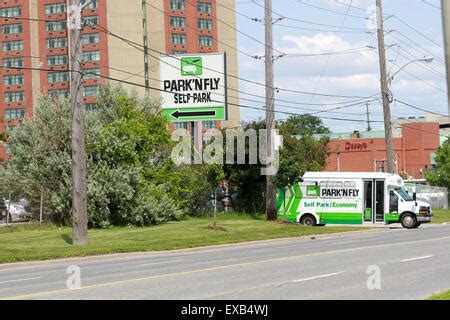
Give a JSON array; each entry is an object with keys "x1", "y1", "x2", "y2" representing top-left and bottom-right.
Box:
[{"x1": 159, "y1": 53, "x2": 227, "y2": 122}]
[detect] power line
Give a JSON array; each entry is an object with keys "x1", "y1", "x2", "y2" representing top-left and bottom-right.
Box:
[
  {"x1": 306, "y1": 0, "x2": 355, "y2": 103},
  {"x1": 251, "y1": 0, "x2": 368, "y2": 32},
  {"x1": 92, "y1": 21, "x2": 379, "y2": 100},
  {"x1": 274, "y1": 23, "x2": 370, "y2": 34},
  {"x1": 394, "y1": 99, "x2": 449, "y2": 118},
  {"x1": 291, "y1": 0, "x2": 369, "y2": 20},
  {"x1": 391, "y1": 16, "x2": 443, "y2": 49},
  {"x1": 421, "y1": 0, "x2": 441, "y2": 10},
  {"x1": 0, "y1": 64, "x2": 383, "y2": 123},
  {"x1": 283, "y1": 47, "x2": 374, "y2": 58}
]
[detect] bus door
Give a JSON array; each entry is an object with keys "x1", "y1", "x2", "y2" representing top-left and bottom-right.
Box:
[
  {"x1": 363, "y1": 179, "x2": 385, "y2": 224},
  {"x1": 375, "y1": 180, "x2": 385, "y2": 223},
  {"x1": 363, "y1": 180, "x2": 374, "y2": 223}
]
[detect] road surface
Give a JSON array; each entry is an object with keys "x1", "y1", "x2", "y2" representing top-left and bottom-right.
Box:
[{"x1": 1, "y1": 224, "x2": 449, "y2": 300}]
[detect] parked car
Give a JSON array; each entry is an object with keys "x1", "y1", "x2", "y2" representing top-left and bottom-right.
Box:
[{"x1": 3, "y1": 200, "x2": 32, "y2": 223}]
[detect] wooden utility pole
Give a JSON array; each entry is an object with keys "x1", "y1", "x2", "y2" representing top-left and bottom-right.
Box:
[
  {"x1": 265, "y1": 0, "x2": 277, "y2": 220},
  {"x1": 142, "y1": 0, "x2": 150, "y2": 96},
  {"x1": 441, "y1": 0, "x2": 450, "y2": 116},
  {"x1": 366, "y1": 103, "x2": 372, "y2": 132},
  {"x1": 69, "y1": 0, "x2": 88, "y2": 245},
  {"x1": 376, "y1": 0, "x2": 395, "y2": 173}
]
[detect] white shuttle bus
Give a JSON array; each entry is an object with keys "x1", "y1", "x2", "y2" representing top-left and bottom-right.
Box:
[{"x1": 276, "y1": 172, "x2": 433, "y2": 229}]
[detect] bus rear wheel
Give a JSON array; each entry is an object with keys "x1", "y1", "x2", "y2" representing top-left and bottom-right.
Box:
[
  {"x1": 300, "y1": 215, "x2": 317, "y2": 227},
  {"x1": 401, "y1": 213, "x2": 417, "y2": 229}
]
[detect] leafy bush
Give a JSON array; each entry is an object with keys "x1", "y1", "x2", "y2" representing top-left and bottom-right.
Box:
[{"x1": 1, "y1": 86, "x2": 187, "y2": 227}]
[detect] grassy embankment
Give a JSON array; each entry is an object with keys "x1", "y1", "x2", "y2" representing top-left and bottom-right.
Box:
[
  {"x1": 431, "y1": 209, "x2": 450, "y2": 224},
  {"x1": 428, "y1": 290, "x2": 450, "y2": 300},
  {"x1": 0, "y1": 213, "x2": 366, "y2": 264}
]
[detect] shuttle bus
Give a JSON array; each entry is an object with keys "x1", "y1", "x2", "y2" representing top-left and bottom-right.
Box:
[{"x1": 276, "y1": 172, "x2": 432, "y2": 229}]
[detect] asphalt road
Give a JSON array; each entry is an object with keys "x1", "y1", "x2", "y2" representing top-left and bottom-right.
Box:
[{"x1": 1, "y1": 224, "x2": 450, "y2": 300}]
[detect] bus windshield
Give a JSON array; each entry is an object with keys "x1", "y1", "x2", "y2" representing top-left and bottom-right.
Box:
[{"x1": 395, "y1": 188, "x2": 413, "y2": 201}]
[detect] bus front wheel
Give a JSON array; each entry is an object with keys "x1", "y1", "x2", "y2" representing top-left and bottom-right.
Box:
[
  {"x1": 300, "y1": 215, "x2": 317, "y2": 227},
  {"x1": 401, "y1": 213, "x2": 417, "y2": 229}
]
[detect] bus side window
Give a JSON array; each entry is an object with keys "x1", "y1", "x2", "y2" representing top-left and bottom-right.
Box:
[{"x1": 389, "y1": 191, "x2": 399, "y2": 213}]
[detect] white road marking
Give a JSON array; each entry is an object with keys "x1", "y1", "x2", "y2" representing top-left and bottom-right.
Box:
[
  {"x1": 139, "y1": 259, "x2": 185, "y2": 267},
  {"x1": 292, "y1": 272, "x2": 344, "y2": 283},
  {"x1": 401, "y1": 255, "x2": 434, "y2": 262},
  {"x1": 0, "y1": 277, "x2": 41, "y2": 285}
]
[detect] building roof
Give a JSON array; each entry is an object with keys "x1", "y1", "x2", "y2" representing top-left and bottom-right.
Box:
[
  {"x1": 303, "y1": 172, "x2": 401, "y2": 180},
  {"x1": 312, "y1": 131, "x2": 386, "y2": 141}
]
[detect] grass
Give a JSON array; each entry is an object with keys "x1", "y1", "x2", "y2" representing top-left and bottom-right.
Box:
[
  {"x1": 432, "y1": 209, "x2": 450, "y2": 224},
  {"x1": 0, "y1": 213, "x2": 366, "y2": 264},
  {"x1": 428, "y1": 290, "x2": 450, "y2": 300}
]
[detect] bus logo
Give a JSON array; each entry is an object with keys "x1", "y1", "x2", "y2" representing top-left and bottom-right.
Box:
[{"x1": 306, "y1": 186, "x2": 320, "y2": 197}]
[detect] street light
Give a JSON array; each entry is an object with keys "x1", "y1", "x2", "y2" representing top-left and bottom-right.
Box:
[{"x1": 388, "y1": 57, "x2": 434, "y2": 85}]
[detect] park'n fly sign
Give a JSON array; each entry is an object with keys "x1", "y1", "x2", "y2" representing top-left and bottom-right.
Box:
[{"x1": 160, "y1": 53, "x2": 227, "y2": 122}]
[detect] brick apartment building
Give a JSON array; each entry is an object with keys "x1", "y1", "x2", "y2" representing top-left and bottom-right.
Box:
[{"x1": 0, "y1": 0, "x2": 240, "y2": 160}]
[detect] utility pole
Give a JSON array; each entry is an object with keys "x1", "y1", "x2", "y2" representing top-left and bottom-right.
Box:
[
  {"x1": 441, "y1": 0, "x2": 450, "y2": 116},
  {"x1": 376, "y1": 0, "x2": 395, "y2": 174},
  {"x1": 142, "y1": 0, "x2": 150, "y2": 96},
  {"x1": 69, "y1": 0, "x2": 88, "y2": 245},
  {"x1": 265, "y1": 0, "x2": 277, "y2": 221},
  {"x1": 366, "y1": 103, "x2": 372, "y2": 132}
]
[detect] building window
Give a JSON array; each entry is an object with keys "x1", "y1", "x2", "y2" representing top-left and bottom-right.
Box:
[
  {"x1": 171, "y1": 33, "x2": 187, "y2": 45},
  {"x1": 197, "y1": 2, "x2": 212, "y2": 14},
  {"x1": 0, "y1": 6, "x2": 21, "y2": 18},
  {"x1": 82, "y1": 0, "x2": 98, "y2": 9},
  {"x1": 5, "y1": 108, "x2": 25, "y2": 120},
  {"x1": 2, "y1": 24, "x2": 22, "y2": 35},
  {"x1": 172, "y1": 50, "x2": 187, "y2": 55},
  {"x1": 47, "y1": 72, "x2": 69, "y2": 84},
  {"x1": 84, "y1": 103, "x2": 97, "y2": 111},
  {"x1": 83, "y1": 15, "x2": 99, "y2": 26},
  {"x1": 46, "y1": 21, "x2": 67, "y2": 32},
  {"x1": 203, "y1": 121, "x2": 216, "y2": 130},
  {"x1": 3, "y1": 40, "x2": 23, "y2": 52},
  {"x1": 198, "y1": 19, "x2": 212, "y2": 30},
  {"x1": 45, "y1": 3, "x2": 67, "y2": 14},
  {"x1": 83, "y1": 85, "x2": 98, "y2": 97},
  {"x1": 48, "y1": 89, "x2": 70, "y2": 99},
  {"x1": 83, "y1": 50, "x2": 101, "y2": 61},
  {"x1": 4, "y1": 74, "x2": 24, "y2": 85},
  {"x1": 170, "y1": 16, "x2": 186, "y2": 28},
  {"x1": 47, "y1": 54, "x2": 68, "y2": 66},
  {"x1": 170, "y1": 0, "x2": 185, "y2": 10},
  {"x1": 198, "y1": 35, "x2": 213, "y2": 47},
  {"x1": 83, "y1": 68, "x2": 101, "y2": 79},
  {"x1": 81, "y1": 33, "x2": 100, "y2": 44},
  {"x1": 47, "y1": 37, "x2": 68, "y2": 49},
  {"x1": 174, "y1": 122, "x2": 188, "y2": 130},
  {"x1": 4, "y1": 57, "x2": 23, "y2": 68},
  {"x1": 4, "y1": 92, "x2": 24, "y2": 103}
]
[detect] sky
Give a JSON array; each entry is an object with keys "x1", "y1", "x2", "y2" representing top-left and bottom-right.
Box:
[{"x1": 232, "y1": 0, "x2": 448, "y2": 133}]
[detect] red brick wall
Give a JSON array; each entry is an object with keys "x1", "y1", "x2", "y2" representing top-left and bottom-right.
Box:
[{"x1": 325, "y1": 123, "x2": 441, "y2": 179}]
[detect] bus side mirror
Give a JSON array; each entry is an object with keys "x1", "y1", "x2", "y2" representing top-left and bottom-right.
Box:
[{"x1": 413, "y1": 192, "x2": 417, "y2": 201}]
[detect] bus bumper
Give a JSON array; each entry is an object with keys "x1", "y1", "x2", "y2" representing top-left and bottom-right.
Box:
[{"x1": 417, "y1": 215, "x2": 433, "y2": 223}]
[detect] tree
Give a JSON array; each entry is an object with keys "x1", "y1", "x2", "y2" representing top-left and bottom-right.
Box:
[
  {"x1": 425, "y1": 139, "x2": 450, "y2": 188},
  {"x1": 1, "y1": 86, "x2": 189, "y2": 227},
  {"x1": 277, "y1": 114, "x2": 331, "y2": 136},
  {"x1": 223, "y1": 116, "x2": 330, "y2": 214}
]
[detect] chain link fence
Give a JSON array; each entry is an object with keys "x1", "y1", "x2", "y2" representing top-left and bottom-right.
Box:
[
  {"x1": 0, "y1": 182, "x2": 53, "y2": 225},
  {"x1": 405, "y1": 183, "x2": 448, "y2": 210}
]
